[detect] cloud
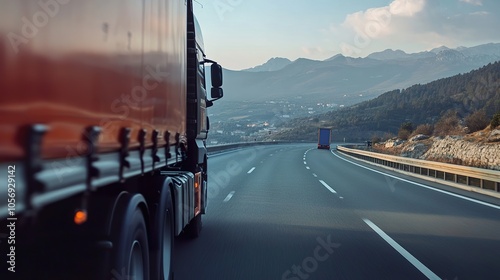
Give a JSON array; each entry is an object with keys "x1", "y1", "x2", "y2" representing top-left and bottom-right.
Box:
[
  {"x1": 334, "y1": 0, "x2": 430, "y2": 57},
  {"x1": 333, "y1": 0, "x2": 500, "y2": 56},
  {"x1": 389, "y1": 0, "x2": 426, "y2": 16},
  {"x1": 460, "y1": 0, "x2": 483, "y2": 6},
  {"x1": 341, "y1": 0, "x2": 426, "y2": 39}
]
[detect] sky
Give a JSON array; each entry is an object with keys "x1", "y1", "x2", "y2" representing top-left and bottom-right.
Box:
[{"x1": 194, "y1": 0, "x2": 500, "y2": 70}]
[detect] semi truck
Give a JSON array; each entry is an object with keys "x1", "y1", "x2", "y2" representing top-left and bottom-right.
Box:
[
  {"x1": 0, "y1": 1, "x2": 222, "y2": 279},
  {"x1": 318, "y1": 128, "x2": 332, "y2": 149}
]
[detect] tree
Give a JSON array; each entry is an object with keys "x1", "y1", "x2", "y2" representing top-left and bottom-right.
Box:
[
  {"x1": 434, "y1": 110, "x2": 462, "y2": 136},
  {"x1": 465, "y1": 110, "x2": 489, "y2": 133},
  {"x1": 398, "y1": 122, "x2": 413, "y2": 140},
  {"x1": 412, "y1": 124, "x2": 433, "y2": 136},
  {"x1": 491, "y1": 112, "x2": 500, "y2": 128},
  {"x1": 400, "y1": 122, "x2": 413, "y2": 132}
]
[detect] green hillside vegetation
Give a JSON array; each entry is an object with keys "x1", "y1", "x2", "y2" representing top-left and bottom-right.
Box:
[{"x1": 272, "y1": 61, "x2": 500, "y2": 142}]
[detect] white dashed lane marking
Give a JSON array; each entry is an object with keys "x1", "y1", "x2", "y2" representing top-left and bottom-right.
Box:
[
  {"x1": 319, "y1": 180, "x2": 337, "y2": 194},
  {"x1": 223, "y1": 191, "x2": 235, "y2": 202},
  {"x1": 305, "y1": 148, "x2": 340, "y2": 196}
]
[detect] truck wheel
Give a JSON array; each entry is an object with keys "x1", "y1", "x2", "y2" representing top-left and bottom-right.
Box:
[
  {"x1": 150, "y1": 183, "x2": 174, "y2": 280},
  {"x1": 185, "y1": 213, "x2": 202, "y2": 239},
  {"x1": 109, "y1": 194, "x2": 150, "y2": 280}
]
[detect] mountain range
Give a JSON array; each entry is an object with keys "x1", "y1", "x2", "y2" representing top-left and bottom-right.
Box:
[
  {"x1": 270, "y1": 60, "x2": 500, "y2": 142},
  {"x1": 243, "y1": 57, "x2": 292, "y2": 72},
  {"x1": 220, "y1": 43, "x2": 500, "y2": 106}
]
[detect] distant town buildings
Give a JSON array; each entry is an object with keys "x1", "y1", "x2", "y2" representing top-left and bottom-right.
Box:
[{"x1": 208, "y1": 99, "x2": 341, "y2": 144}]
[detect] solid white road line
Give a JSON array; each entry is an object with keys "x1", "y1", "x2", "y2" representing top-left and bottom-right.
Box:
[
  {"x1": 363, "y1": 219, "x2": 440, "y2": 280},
  {"x1": 331, "y1": 150, "x2": 500, "y2": 210},
  {"x1": 223, "y1": 191, "x2": 235, "y2": 202},
  {"x1": 319, "y1": 180, "x2": 337, "y2": 194},
  {"x1": 247, "y1": 167, "x2": 256, "y2": 174}
]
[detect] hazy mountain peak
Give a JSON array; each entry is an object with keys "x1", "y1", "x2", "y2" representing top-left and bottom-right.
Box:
[
  {"x1": 459, "y1": 43, "x2": 500, "y2": 57},
  {"x1": 430, "y1": 46, "x2": 451, "y2": 54},
  {"x1": 367, "y1": 49, "x2": 410, "y2": 60},
  {"x1": 325, "y1": 53, "x2": 346, "y2": 61},
  {"x1": 243, "y1": 57, "x2": 292, "y2": 72},
  {"x1": 435, "y1": 49, "x2": 466, "y2": 62}
]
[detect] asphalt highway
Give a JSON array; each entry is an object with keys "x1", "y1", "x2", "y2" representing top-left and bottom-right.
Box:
[{"x1": 173, "y1": 143, "x2": 500, "y2": 280}]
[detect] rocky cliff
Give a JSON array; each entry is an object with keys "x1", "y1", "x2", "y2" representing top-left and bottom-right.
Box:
[{"x1": 374, "y1": 129, "x2": 500, "y2": 171}]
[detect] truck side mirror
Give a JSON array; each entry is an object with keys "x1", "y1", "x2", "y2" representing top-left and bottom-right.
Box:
[
  {"x1": 211, "y1": 87, "x2": 223, "y2": 99},
  {"x1": 211, "y1": 63, "x2": 223, "y2": 88},
  {"x1": 204, "y1": 59, "x2": 224, "y2": 107}
]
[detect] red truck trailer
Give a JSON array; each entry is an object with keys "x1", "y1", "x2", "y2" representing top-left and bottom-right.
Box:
[{"x1": 0, "y1": 1, "x2": 222, "y2": 279}]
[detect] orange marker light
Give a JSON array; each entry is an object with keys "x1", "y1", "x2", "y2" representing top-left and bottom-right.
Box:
[{"x1": 74, "y1": 210, "x2": 88, "y2": 225}]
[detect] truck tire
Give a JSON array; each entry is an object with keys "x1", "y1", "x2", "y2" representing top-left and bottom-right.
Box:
[
  {"x1": 149, "y1": 182, "x2": 174, "y2": 280},
  {"x1": 109, "y1": 193, "x2": 150, "y2": 280}
]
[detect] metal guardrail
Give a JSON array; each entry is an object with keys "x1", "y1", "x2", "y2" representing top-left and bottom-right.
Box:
[
  {"x1": 207, "y1": 141, "x2": 298, "y2": 155},
  {"x1": 206, "y1": 141, "x2": 293, "y2": 155},
  {"x1": 337, "y1": 145, "x2": 500, "y2": 194}
]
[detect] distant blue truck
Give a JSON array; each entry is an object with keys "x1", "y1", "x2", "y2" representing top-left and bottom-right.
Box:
[{"x1": 317, "y1": 128, "x2": 332, "y2": 149}]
